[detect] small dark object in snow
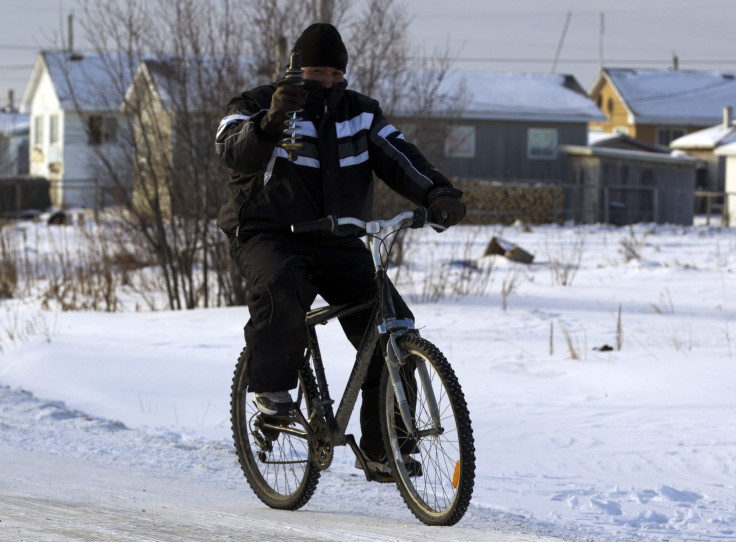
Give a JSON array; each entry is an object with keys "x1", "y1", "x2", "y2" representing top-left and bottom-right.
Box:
[
  {"x1": 594, "y1": 344, "x2": 614, "y2": 351},
  {"x1": 47, "y1": 211, "x2": 67, "y2": 225},
  {"x1": 484, "y1": 236, "x2": 534, "y2": 264},
  {"x1": 448, "y1": 259, "x2": 479, "y2": 270}
]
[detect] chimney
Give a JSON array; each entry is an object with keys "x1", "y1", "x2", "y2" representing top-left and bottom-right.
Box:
[
  {"x1": 318, "y1": 0, "x2": 333, "y2": 22},
  {"x1": 68, "y1": 13, "x2": 74, "y2": 52},
  {"x1": 5, "y1": 89, "x2": 14, "y2": 113},
  {"x1": 272, "y1": 36, "x2": 287, "y2": 80},
  {"x1": 725, "y1": 106, "x2": 733, "y2": 129}
]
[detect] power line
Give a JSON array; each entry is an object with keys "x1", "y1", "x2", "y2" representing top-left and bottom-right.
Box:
[
  {"x1": 437, "y1": 57, "x2": 736, "y2": 66},
  {"x1": 0, "y1": 44, "x2": 42, "y2": 51}
]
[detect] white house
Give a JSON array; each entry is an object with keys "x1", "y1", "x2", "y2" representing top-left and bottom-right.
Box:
[
  {"x1": 714, "y1": 141, "x2": 736, "y2": 226},
  {"x1": 20, "y1": 51, "x2": 134, "y2": 209},
  {"x1": 669, "y1": 107, "x2": 736, "y2": 194}
]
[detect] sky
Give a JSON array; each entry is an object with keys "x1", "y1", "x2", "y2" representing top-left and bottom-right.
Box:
[{"x1": 2, "y1": 0, "x2": 736, "y2": 110}]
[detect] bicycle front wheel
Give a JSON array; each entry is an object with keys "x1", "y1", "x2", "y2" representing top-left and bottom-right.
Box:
[
  {"x1": 379, "y1": 335, "x2": 475, "y2": 525},
  {"x1": 230, "y1": 347, "x2": 321, "y2": 510}
]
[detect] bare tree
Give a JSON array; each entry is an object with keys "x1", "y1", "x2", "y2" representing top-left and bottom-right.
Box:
[
  {"x1": 71, "y1": 0, "x2": 249, "y2": 309},
  {"x1": 344, "y1": 0, "x2": 411, "y2": 104},
  {"x1": 63, "y1": 0, "x2": 464, "y2": 310}
]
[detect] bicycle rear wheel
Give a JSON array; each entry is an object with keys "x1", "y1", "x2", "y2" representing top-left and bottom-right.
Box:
[
  {"x1": 230, "y1": 347, "x2": 321, "y2": 509},
  {"x1": 379, "y1": 335, "x2": 475, "y2": 525}
]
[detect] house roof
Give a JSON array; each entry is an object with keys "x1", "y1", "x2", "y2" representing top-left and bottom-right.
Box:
[
  {"x1": 0, "y1": 111, "x2": 30, "y2": 136},
  {"x1": 714, "y1": 141, "x2": 736, "y2": 156},
  {"x1": 127, "y1": 61, "x2": 604, "y2": 123},
  {"x1": 127, "y1": 57, "x2": 257, "y2": 111},
  {"x1": 22, "y1": 51, "x2": 138, "y2": 111},
  {"x1": 394, "y1": 72, "x2": 605, "y2": 123},
  {"x1": 559, "y1": 144, "x2": 698, "y2": 166},
  {"x1": 590, "y1": 68, "x2": 736, "y2": 126},
  {"x1": 588, "y1": 132, "x2": 670, "y2": 153},
  {"x1": 670, "y1": 121, "x2": 736, "y2": 150}
]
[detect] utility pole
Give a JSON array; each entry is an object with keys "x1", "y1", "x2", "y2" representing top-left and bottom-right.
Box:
[
  {"x1": 68, "y1": 13, "x2": 74, "y2": 52},
  {"x1": 273, "y1": 36, "x2": 288, "y2": 80},
  {"x1": 318, "y1": 0, "x2": 333, "y2": 23},
  {"x1": 551, "y1": 10, "x2": 571, "y2": 74},
  {"x1": 599, "y1": 12, "x2": 605, "y2": 70}
]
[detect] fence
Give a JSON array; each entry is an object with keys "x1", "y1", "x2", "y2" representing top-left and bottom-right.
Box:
[
  {"x1": 0, "y1": 177, "x2": 51, "y2": 218},
  {"x1": 694, "y1": 191, "x2": 731, "y2": 226},
  {"x1": 447, "y1": 182, "x2": 730, "y2": 227}
]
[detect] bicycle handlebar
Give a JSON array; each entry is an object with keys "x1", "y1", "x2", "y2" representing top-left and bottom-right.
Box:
[{"x1": 291, "y1": 208, "x2": 441, "y2": 236}]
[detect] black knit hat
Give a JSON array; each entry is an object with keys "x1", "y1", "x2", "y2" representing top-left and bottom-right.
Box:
[{"x1": 294, "y1": 23, "x2": 348, "y2": 72}]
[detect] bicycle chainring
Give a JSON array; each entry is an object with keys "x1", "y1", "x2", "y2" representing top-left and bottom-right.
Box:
[{"x1": 309, "y1": 417, "x2": 333, "y2": 470}]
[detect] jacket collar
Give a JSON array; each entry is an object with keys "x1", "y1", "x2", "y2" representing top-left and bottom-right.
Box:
[{"x1": 304, "y1": 79, "x2": 347, "y2": 113}]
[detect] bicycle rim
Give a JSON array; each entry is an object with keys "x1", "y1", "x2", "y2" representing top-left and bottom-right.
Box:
[
  {"x1": 380, "y1": 336, "x2": 475, "y2": 525},
  {"x1": 231, "y1": 348, "x2": 321, "y2": 509}
]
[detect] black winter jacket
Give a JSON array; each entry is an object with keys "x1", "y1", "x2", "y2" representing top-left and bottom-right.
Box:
[{"x1": 215, "y1": 80, "x2": 458, "y2": 240}]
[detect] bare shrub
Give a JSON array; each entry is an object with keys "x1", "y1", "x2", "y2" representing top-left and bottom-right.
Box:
[
  {"x1": 0, "y1": 224, "x2": 18, "y2": 299},
  {"x1": 619, "y1": 226, "x2": 650, "y2": 262},
  {"x1": 500, "y1": 266, "x2": 523, "y2": 312},
  {"x1": 545, "y1": 230, "x2": 585, "y2": 286},
  {"x1": 651, "y1": 289, "x2": 675, "y2": 315}
]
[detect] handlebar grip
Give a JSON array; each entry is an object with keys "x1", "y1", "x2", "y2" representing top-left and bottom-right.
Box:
[
  {"x1": 411, "y1": 208, "x2": 428, "y2": 229},
  {"x1": 291, "y1": 216, "x2": 338, "y2": 234}
]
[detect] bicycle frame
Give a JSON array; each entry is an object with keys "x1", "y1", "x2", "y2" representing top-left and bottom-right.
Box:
[{"x1": 260, "y1": 210, "x2": 445, "y2": 478}]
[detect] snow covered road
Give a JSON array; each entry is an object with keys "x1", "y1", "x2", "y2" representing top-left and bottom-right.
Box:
[{"x1": 0, "y1": 386, "x2": 560, "y2": 542}]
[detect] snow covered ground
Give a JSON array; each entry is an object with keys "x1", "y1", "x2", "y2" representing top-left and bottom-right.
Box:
[{"x1": 1, "y1": 218, "x2": 736, "y2": 541}]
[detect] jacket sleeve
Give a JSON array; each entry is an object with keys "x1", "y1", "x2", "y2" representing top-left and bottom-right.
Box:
[
  {"x1": 214, "y1": 89, "x2": 280, "y2": 174},
  {"x1": 367, "y1": 107, "x2": 460, "y2": 207}
]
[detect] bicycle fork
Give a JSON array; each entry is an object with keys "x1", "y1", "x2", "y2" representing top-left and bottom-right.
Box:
[{"x1": 381, "y1": 323, "x2": 443, "y2": 439}]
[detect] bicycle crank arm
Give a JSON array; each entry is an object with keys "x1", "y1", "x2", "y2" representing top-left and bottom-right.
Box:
[{"x1": 259, "y1": 421, "x2": 310, "y2": 440}]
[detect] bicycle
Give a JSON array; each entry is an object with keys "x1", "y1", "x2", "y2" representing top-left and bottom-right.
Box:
[{"x1": 230, "y1": 208, "x2": 475, "y2": 526}]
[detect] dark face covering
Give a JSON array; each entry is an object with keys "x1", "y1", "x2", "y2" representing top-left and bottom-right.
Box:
[{"x1": 304, "y1": 79, "x2": 347, "y2": 122}]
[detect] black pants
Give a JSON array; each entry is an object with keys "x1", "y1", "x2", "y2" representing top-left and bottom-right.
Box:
[{"x1": 232, "y1": 232, "x2": 414, "y2": 455}]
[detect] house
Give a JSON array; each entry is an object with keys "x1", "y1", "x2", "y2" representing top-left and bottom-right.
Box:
[
  {"x1": 588, "y1": 68, "x2": 736, "y2": 146},
  {"x1": 122, "y1": 57, "x2": 252, "y2": 218},
  {"x1": 714, "y1": 141, "x2": 736, "y2": 226},
  {"x1": 121, "y1": 64, "x2": 603, "y2": 223},
  {"x1": 393, "y1": 72, "x2": 605, "y2": 183},
  {"x1": 559, "y1": 142, "x2": 697, "y2": 225},
  {"x1": 19, "y1": 51, "x2": 135, "y2": 209},
  {"x1": 561, "y1": 131, "x2": 698, "y2": 225},
  {"x1": 669, "y1": 107, "x2": 736, "y2": 198}
]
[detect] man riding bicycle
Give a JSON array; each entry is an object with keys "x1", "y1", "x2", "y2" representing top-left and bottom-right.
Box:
[{"x1": 215, "y1": 23, "x2": 465, "y2": 476}]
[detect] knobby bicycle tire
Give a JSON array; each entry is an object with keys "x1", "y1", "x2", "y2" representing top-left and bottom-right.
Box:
[
  {"x1": 230, "y1": 347, "x2": 322, "y2": 510},
  {"x1": 379, "y1": 335, "x2": 476, "y2": 525}
]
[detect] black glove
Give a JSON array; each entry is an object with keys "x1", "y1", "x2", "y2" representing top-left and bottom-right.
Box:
[
  {"x1": 261, "y1": 76, "x2": 306, "y2": 137},
  {"x1": 428, "y1": 189, "x2": 466, "y2": 229}
]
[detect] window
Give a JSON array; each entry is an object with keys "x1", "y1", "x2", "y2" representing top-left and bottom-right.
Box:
[
  {"x1": 88, "y1": 115, "x2": 118, "y2": 145},
  {"x1": 444, "y1": 125, "x2": 475, "y2": 158},
  {"x1": 33, "y1": 115, "x2": 44, "y2": 147},
  {"x1": 656, "y1": 127, "x2": 686, "y2": 146},
  {"x1": 527, "y1": 128, "x2": 557, "y2": 159},
  {"x1": 49, "y1": 114, "x2": 60, "y2": 145}
]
